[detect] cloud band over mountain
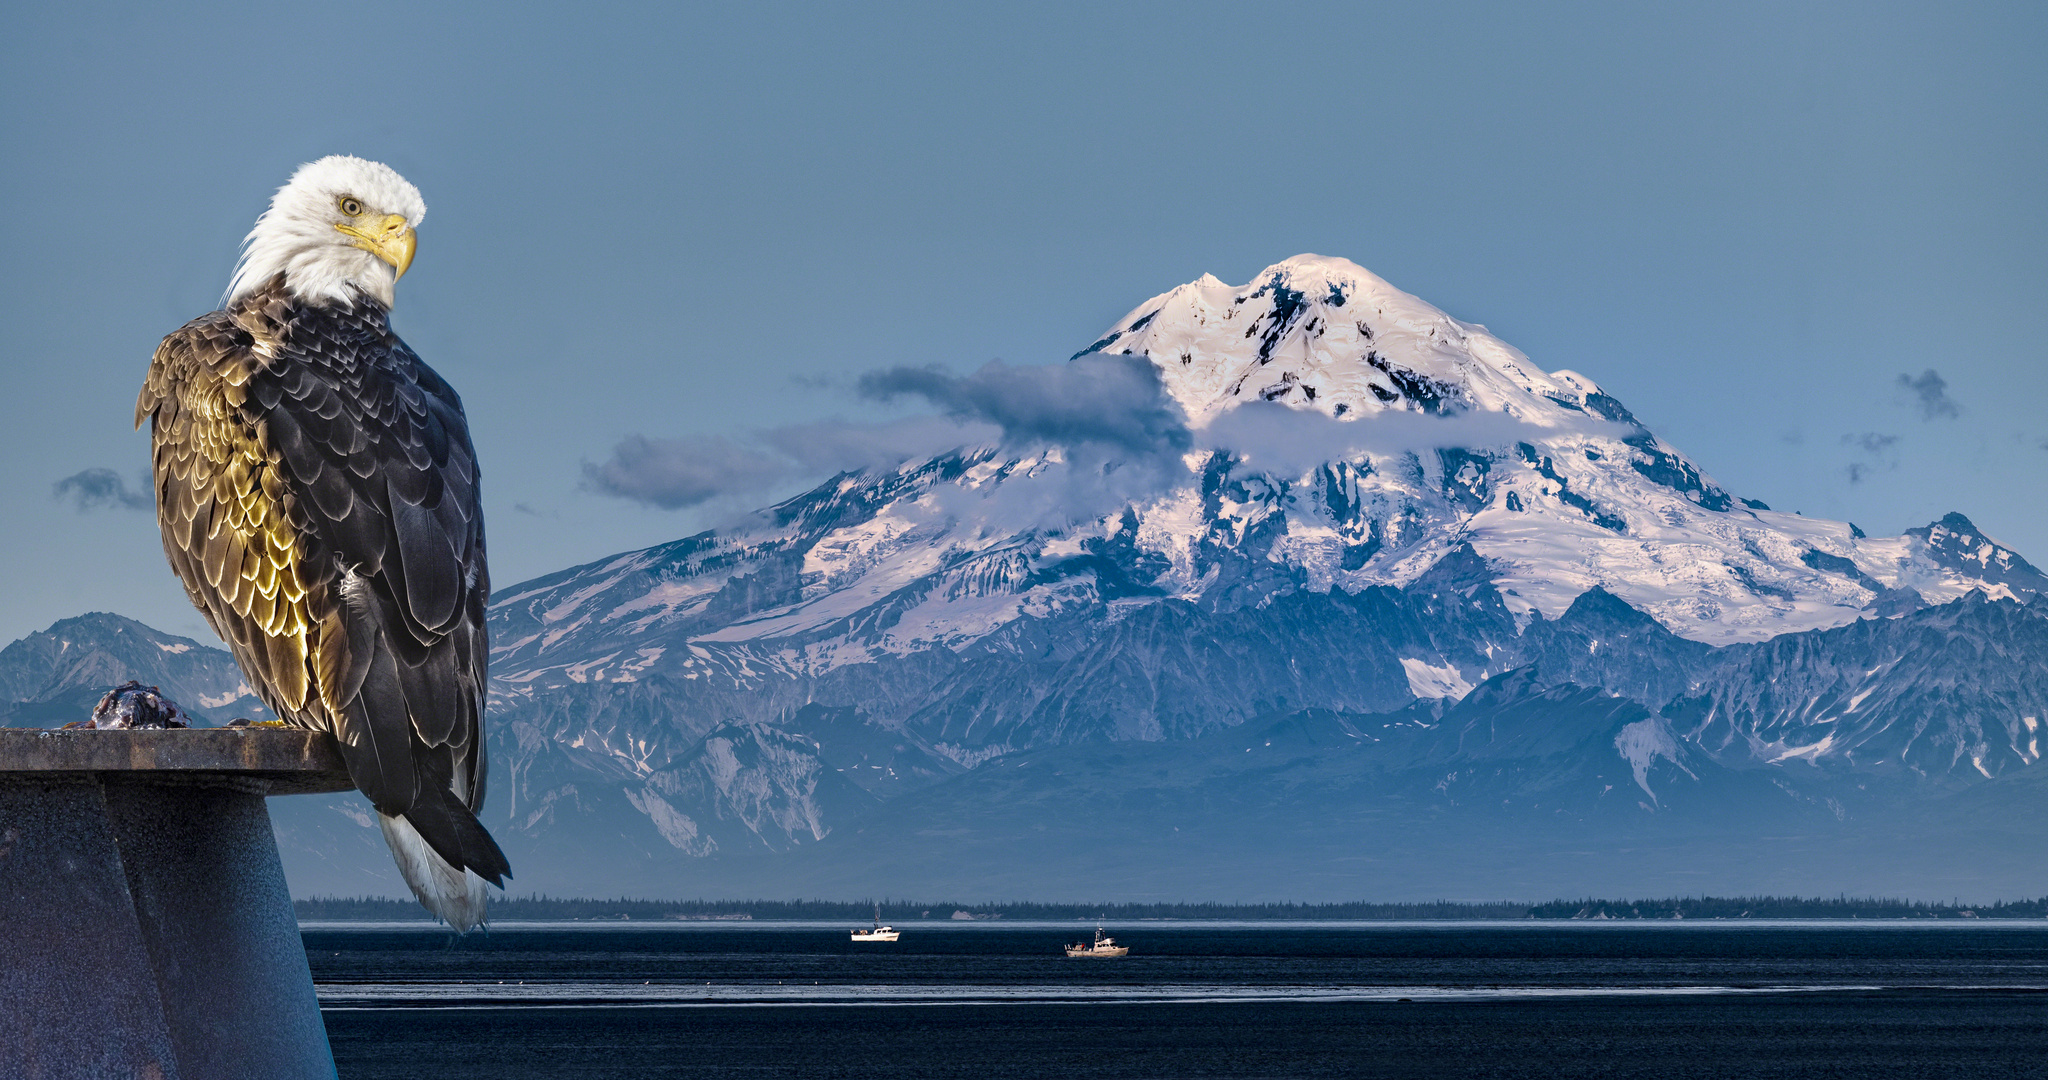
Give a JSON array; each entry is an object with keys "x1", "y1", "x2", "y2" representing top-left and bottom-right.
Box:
[{"x1": 585, "y1": 351, "x2": 1622, "y2": 515}]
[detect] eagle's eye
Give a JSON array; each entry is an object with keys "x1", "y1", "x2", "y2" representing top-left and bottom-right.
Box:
[{"x1": 338, "y1": 196, "x2": 364, "y2": 217}]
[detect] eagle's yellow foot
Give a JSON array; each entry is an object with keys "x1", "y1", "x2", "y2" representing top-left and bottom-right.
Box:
[{"x1": 226, "y1": 718, "x2": 289, "y2": 728}]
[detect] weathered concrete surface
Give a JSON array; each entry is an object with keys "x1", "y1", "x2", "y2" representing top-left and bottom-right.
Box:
[
  {"x1": 0, "y1": 778, "x2": 180, "y2": 1078},
  {"x1": 0, "y1": 730, "x2": 352, "y2": 1079}
]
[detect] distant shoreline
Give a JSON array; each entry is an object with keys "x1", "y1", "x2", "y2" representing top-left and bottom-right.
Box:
[{"x1": 293, "y1": 895, "x2": 2048, "y2": 923}]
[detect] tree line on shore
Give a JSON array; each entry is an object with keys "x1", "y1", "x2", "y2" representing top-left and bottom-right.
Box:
[{"x1": 292, "y1": 894, "x2": 2048, "y2": 922}]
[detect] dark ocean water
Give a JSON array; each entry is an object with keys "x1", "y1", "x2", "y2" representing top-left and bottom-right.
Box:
[{"x1": 307, "y1": 922, "x2": 2048, "y2": 1079}]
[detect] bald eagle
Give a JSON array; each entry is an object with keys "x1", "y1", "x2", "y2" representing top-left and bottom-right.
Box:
[{"x1": 136, "y1": 156, "x2": 509, "y2": 929}]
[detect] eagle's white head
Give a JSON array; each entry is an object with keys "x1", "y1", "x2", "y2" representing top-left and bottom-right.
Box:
[{"x1": 227, "y1": 155, "x2": 427, "y2": 310}]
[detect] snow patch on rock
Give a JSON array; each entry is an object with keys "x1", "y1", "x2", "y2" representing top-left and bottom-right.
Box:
[
  {"x1": 1615, "y1": 717, "x2": 1693, "y2": 804},
  {"x1": 1400, "y1": 658, "x2": 1473, "y2": 701}
]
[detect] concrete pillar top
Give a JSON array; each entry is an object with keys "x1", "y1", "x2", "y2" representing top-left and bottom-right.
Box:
[{"x1": 0, "y1": 727, "x2": 354, "y2": 794}]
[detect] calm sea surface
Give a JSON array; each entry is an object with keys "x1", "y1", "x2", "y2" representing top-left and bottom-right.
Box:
[{"x1": 308, "y1": 921, "x2": 2048, "y2": 1079}]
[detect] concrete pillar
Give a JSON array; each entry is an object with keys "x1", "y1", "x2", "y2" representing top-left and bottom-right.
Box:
[{"x1": 0, "y1": 729, "x2": 355, "y2": 1080}]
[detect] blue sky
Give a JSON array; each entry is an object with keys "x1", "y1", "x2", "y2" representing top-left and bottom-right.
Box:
[{"x1": 1, "y1": 1, "x2": 2042, "y2": 644}]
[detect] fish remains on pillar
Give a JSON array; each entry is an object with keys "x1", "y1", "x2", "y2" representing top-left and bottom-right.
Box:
[{"x1": 136, "y1": 156, "x2": 510, "y2": 929}]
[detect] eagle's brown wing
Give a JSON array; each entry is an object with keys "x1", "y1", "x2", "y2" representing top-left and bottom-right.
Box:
[{"x1": 138, "y1": 289, "x2": 506, "y2": 884}]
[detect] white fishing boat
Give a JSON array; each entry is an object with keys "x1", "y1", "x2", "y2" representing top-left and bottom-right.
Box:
[
  {"x1": 1064, "y1": 925, "x2": 1129, "y2": 957},
  {"x1": 851, "y1": 904, "x2": 900, "y2": 942}
]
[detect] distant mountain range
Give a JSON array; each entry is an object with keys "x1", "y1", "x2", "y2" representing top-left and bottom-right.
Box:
[
  {"x1": 0, "y1": 613, "x2": 268, "y2": 728},
  {"x1": 8, "y1": 256, "x2": 2047, "y2": 902}
]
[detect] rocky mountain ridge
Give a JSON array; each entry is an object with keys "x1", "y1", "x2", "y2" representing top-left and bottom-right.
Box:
[{"x1": 0, "y1": 612, "x2": 266, "y2": 727}]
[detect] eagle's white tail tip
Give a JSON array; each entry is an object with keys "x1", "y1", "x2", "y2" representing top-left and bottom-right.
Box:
[{"x1": 379, "y1": 812, "x2": 491, "y2": 931}]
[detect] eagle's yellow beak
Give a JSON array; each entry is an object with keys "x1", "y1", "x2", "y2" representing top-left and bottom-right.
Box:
[{"x1": 337, "y1": 213, "x2": 418, "y2": 281}]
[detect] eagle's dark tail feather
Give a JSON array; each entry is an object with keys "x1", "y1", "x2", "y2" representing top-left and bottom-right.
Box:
[{"x1": 403, "y1": 782, "x2": 512, "y2": 887}]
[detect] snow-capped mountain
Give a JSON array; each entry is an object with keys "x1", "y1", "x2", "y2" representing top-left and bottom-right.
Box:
[
  {"x1": 489, "y1": 256, "x2": 2043, "y2": 722},
  {"x1": 1082, "y1": 256, "x2": 2037, "y2": 641}
]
